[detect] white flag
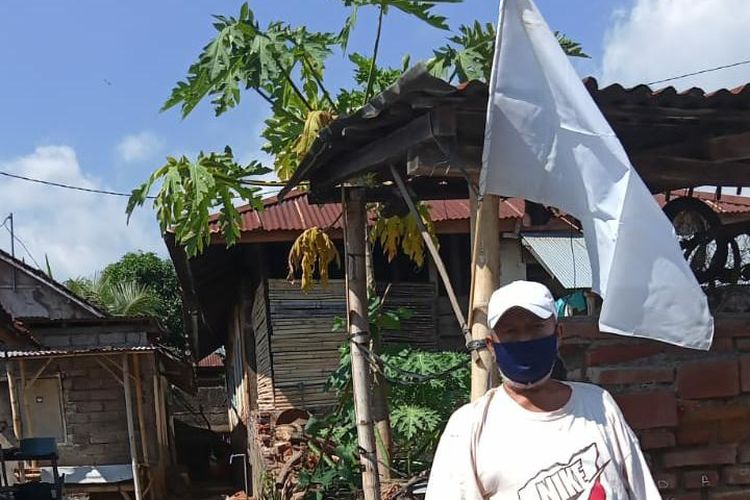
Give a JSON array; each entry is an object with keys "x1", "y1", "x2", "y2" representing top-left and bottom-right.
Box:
[{"x1": 480, "y1": 0, "x2": 713, "y2": 349}]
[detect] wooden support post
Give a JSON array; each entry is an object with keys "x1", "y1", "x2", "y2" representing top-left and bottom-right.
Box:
[
  {"x1": 468, "y1": 195, "x2": 501, "y2": 401},
  {"x1": 18, "y1": 359, "x2": 32, "y2": 437},
  {"x1": 390, "y1": 166, "x2": 471, "y2": 347},
  {"x1": 152, "y1": 371, "x2": 166, "y2": 498},
  {"x1": 133, "y1": 356, "x2": 151, "y2": 499},
  {"x1": 343, "y1": 188, "x2": 381, "y2": 500},
  {"x1": 5, "y1": 363, "x2": 22, "y2": 440},
  {"x1": 123, "y1": 355, "x2": 143, "y2": 500}
]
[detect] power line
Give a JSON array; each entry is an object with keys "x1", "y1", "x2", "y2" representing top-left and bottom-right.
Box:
[
  {"x1": 0, "y1": 170, "x2": 150, "y2": 198},
  {"x1": 646, "y1": 58, "x2": 750, "y2": 86},
  {"x1": 0, "y1": 169, "x2": 289, "y2": 199}
]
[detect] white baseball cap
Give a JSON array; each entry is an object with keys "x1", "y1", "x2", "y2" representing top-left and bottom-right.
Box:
[{"x1": 487, "y1": 280, "x2": 557, "y2": 329}]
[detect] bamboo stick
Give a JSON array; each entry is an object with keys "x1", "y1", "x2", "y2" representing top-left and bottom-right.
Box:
[
  {"x1": 152, "y1": 370, "x2": 166, "y2": 499},
  {"x1": 343, "y1": 188, "x2": 381, "y2": 500},
  {"x1": 133, "y1": 356, "x2": 151, "y2": 498},
  {"x1": 123, "y1": 355, "x2": 143, "y2": 500},
  {"x1": 18, "y1": 359, "x2": 32, "y2": 437},
  {"x1": 5, "y1": 363, "x2": 22, "y2": 440}
]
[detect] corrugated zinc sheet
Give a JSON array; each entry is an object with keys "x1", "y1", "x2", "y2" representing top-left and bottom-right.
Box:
[
  {"x1": 522, "y1": 233, "x2": 593, "y2": 289},
  {"x1": 0, "y1": 346, "x2": 156, "y2": 359},
  {"x1": 197, "y1": 353, "x2": 224, "y2": 368},
  {"x1": 211, "y1": 189, "x2": 750, "y2": 235},
  {"x1": 211, "y1": 192, "x2": 530, "y2": 234}
]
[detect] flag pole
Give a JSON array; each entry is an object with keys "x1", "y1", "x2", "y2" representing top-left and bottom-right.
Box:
[{"x1": 468, "y1": 186, "x2": 501, "y2": 401}]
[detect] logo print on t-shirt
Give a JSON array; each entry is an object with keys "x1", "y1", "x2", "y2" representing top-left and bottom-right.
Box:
[{"x1": 517, "y1": 443, "x2": 610, "y2": 500}]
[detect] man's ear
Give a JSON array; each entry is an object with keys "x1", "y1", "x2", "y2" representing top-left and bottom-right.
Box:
[
  {"x1": 485, "y1": 336, "x2": 496, "y2": 359},
  {"x1": 555, "y1": 322, "x2": 564, "y2": 342}
]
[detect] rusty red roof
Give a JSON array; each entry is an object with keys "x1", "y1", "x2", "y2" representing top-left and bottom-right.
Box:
[
  {"x1": 209, "y1": 189, "x2": 750, "y2": 237},
  {"x1": 197, "y1": 353, "x2": 224, "y2": 368}
]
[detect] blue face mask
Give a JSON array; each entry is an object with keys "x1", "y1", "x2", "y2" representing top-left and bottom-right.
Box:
[{"x1": 493, "y1": 335, "x2": 558, "y2": 387}]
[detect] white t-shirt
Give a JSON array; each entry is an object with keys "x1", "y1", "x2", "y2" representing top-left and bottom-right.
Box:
[{"x1": 425, "y1": 382, "x2": 660, "y2": 500}]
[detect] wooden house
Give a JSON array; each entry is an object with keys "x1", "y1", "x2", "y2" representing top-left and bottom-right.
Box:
[
  {"x1": 0, "y1": 249, "x2": 192, "y2": 499},
  {"x1": 168, "y1": 69, "x2": 750, "y2": 496}
]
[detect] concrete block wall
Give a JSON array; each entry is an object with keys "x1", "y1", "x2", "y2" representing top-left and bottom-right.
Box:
[
  {"x1": 6, "y1": 355, "x2": 159, "y2": 466},
  {"x1": 562, "y1": 318, "x2": 750, "y2": 499}
]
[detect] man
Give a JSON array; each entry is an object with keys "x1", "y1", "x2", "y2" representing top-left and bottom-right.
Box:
[{"x1": 425, "y1": 280, "x2": 660, "y2": 499}]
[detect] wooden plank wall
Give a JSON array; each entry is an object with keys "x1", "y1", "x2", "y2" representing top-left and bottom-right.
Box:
[
  {"x1": 377, "y1": 282, "x2": 438, "y2": 349},
  {"x1": 252, "y1": 282, "x2": 275, "y2": 410},
  {"x1": 265, "y1": 280, "x2": 346, "y2": 410},
  {"x1": 251, "y1": 279, "x2": 438, "y2": 411}
]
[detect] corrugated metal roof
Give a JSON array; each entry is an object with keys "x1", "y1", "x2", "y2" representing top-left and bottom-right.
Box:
[
  {"x1": 209, "y1": 189, "x2": 750, "y2": 236},
  {"x1": 197, "y1": 353, "x2": 224, "y2": 367},
  {"x1": 0, "y1": 346, "x2": 156, "y2": 359},
  {"x1": 522, "y1": 233, "x2": 593, "y2": 289},
  {"x1": 279, "y1": 65, "x2": 750, "y2": 199}
]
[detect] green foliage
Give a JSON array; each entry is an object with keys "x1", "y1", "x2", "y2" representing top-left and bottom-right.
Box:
[
  {"x1": 430, "y1": 23, "x2": 590, "y2": 84},
  {"x1": 342, "y1": 0, "x2": 461, "y2": 31},
  {"x1": 299, "y1": 297, "x2": 469, "y2": 496},
  {"x1": 66, "y1": 252, "x2": 186, "y2": 350},
  {"x1": 555, "y1": 31, "x2": 590, "y2": 59},
  {"x1": 102, "y1": 252, "x2": 185, "y2": 349},
  {"x1": 66, "y1": 274, "x2": 160, "y2": 318},
  {"x1": 126, "y1": 147, "x2": 269, "y2": 257},
  {"x1": 130, "y1": 0, "x2": 589, "y2": 264}
]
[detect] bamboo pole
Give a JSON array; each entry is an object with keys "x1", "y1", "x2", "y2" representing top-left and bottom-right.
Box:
[
  {"x1": 366, "y1": 225, "x2": 392, "y2": 482},
  {"x1": 389, "y1": 166, "x2": 471, "y2": 347},
  {"x1": 18, "y1": 359, "x2": 32, "y2": 437},
  {"x1": 5, "y1": 363, "x2": 22, "y2": 440},
  {"x1": 343, "y1": 187, "x2": 381, "y2": 500},
  {"x1": 123, "y1": 355, "x2": 143, "y2": 500},
  {"x1": 133, "y1": 356, "x2": 151, "y2": 498},
  {"x1": 152, "y1": 371, "x2": 166, "y2": 498},
  {"x1": 468, "y1": 195, "x2": 501, "y2": 401}
]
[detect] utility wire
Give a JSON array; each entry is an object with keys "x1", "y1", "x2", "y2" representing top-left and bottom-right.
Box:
[
  {"x1": 0, "y1": 169, "x2": 289, "y2": 199},
  {"x1": 1, "y1": 59, "x2": 748, "y2": 199},
  {"x1": 0, "y1": 170, "x2": 151, "y2": 198},
  {"x1": 646, "y1": 58, "x2": 750, "y2": 86}
]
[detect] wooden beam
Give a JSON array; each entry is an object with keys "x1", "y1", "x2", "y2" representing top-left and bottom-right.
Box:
[
  {"x1": 5, "y1": 363, "x2": 22, "y2": 440},
  {"x1": 638, "y1": 131, "x2": 750, "y2": 162},
  {"x1": 133, "y1": 356, "x2": 151, "y2": 499},
  {"x1": 19, "y1": 359, "x2": 32, "y2": 437},
  {"x1": 27, "y1": 359, "x2": 53, "y2": 389},
  {"x1": 123, "y1": 355, "x2": 143, "y2": 500},
  {"x1": 390, "y1": 166, "x2": 471, "y2": 347},
  {"x1": 635, "y1": 156, "x2": 750, "y2": 192},
  {"x1": 152, "y1": 370, "x2": 167, "y2": 499},
  {"x1": 310, "y1": 108, "x2": 456, "y2": 192},
  {"x1": 96, "y1": 358, "x2": 124, "y2": 386}
]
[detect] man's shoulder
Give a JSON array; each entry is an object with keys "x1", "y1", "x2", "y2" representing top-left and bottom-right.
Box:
[
  {"x1": 568, "y1": 381, "x2": 615, "y2": 402},
  {"x1": 445, "y1": 388, "x2": 501, "y2": 427},
  {"x1": 568, "y1": 381, "x2": 627, "y2": 422}
]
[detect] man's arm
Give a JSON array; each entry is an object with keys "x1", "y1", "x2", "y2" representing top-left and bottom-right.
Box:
[{"x1": 425, "y1": 404, "x2": 486, "y2": 500}]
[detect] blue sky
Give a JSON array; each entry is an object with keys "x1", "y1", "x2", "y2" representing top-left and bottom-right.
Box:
[{"x1": 0, "y1": 0, "x2": 748, "y2": 278}]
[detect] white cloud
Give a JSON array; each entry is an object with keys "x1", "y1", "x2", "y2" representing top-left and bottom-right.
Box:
[
  {"x1": 116, "y1": 131, "x2": 164, "y2": 163},
  {"x1": 0, "y1": 146, "x2": 165, "y2": 280},
  {"x1": 602, "y1": 0, "x2": 750, "y2": 91}
]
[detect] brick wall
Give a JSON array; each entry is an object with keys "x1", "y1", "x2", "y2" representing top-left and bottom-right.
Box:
[
  {"x1": 562, "y1": 315, "x2": 750, "y2": 499},
  {"x1": 0, "y1": 355, "x2": 158, "y2": 467}
]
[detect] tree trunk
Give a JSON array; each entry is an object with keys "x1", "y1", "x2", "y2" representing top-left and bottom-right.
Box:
[{"x1": 343, "y1": 188, "x2": 381, "y2": 500}]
